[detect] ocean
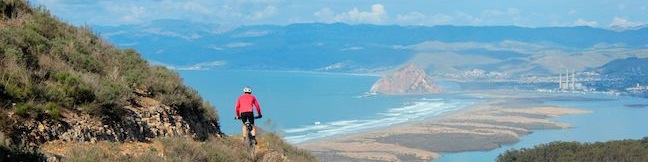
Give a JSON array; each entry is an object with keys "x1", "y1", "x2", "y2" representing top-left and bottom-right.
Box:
[
  {"x1": 178, "y1": 69, "x2": 476, "y2": 143},
  {"x1": 178, "y1": 69, "x2": 648, "y2": 161}
]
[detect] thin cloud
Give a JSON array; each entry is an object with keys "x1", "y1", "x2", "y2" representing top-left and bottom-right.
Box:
[
  {"x1": 314, "y1": 7, "x2": 335, "y2": 23},
  {"x1": 334, "y1": 4, "x2": 388, "y2": 24},
  {"x1": 481, "y1": 8, "x2": 520, "y2": 17},
  {"x1": 396, "y1": 12, "x2": 453, "y2": 26},
  {"x1": 609, "y1": 17, "x2": 644, "y2": 28},
  {"x1": 247, "y1": 6, "x2": 277, "y2": 20},
  {"x1": 573, "y1": 19, "x2": 598, "y2": 27}
]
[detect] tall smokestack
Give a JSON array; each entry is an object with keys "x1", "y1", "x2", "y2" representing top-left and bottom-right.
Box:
[
  {"x1": 571, "y1": 69, "x2": 576, "y2": 91},
  {"x1": 558, "y1": 72, "x2": 563, "y2": 89},
  {"x1": 565, "y1": 69, "x2": 570, "y2": 90}
]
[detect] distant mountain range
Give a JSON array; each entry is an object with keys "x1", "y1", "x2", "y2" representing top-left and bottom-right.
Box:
[{"x1": 93, "y1": 19, "x2": 648, "y2": 76}]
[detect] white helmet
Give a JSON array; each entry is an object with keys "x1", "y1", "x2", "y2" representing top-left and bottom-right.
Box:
[{"x1": 243, "y1": 86, "x2": 252, "y2": 93}]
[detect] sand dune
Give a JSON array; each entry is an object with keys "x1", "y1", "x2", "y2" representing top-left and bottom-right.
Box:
[{"x1": 298, "y1": 93, "x2": 591, "y2": 161}]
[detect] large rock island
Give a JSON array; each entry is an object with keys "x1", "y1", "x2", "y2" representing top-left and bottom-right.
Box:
[{"x1": 370, "y1": 65, "x2": 443, "y2": 94}]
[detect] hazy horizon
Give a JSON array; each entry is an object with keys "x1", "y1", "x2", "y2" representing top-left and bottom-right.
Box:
[{"x1": 30, "y1": 0, "x2": 647, "y2": 29}]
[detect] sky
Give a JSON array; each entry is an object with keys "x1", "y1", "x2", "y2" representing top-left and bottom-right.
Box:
[{"x1": 30, "y1": 0, "x2": 648, "y2": 28}]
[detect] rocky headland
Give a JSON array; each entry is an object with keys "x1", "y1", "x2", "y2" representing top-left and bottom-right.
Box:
[{"x1": 370, "y1": 65, "x2": 443, "y2": 94}]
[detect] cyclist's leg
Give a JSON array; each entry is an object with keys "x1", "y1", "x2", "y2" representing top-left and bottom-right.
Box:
[
  {"x1": 240, "y1": 112, "x2": 254, "y2": 138},
  {"x1": 250, "y1": 116, "x2": 256, "y2": 137},
  {"x1": 240, "y1": 112, "x2": 250, "y2": 139},
  {"x1": 241, "y1": 124, "x2": 247, "y2": 138},
  {"x1": 248, "y1": 115, "x2": 257, "y2": 144},
  {"x1": 251, "y1": 125, "x2": 256, "y2": 137}
]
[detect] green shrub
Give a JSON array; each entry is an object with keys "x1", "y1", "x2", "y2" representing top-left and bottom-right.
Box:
[
  {"x1": 45, "y1": 102, "x2": 60, "y2": 120},
  {"x1": 70, "y1": 84, "x2": 94, "y2": 104},
  {"x1": 43, "y1": 84, "x2": 65, "y2": 102},
  {"x1": 121, "y1": 49, "x2": 149, "y2": 88},
  {"x1": 93, "y1": 79, "x2": 127, "y2": 109},
  {"x1": 497, "y1": 138, "x2": 648, "y2": 162},
  {"x1": 14, "y1": 102, "x2": 29, "y2": 117},
  {"x1": 2, "y1": 81, "x2": 32, "y2": 100}
]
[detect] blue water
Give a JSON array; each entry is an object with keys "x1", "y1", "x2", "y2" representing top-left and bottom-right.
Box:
[
  {"x1": 177, "y1": 69, "x2": 476, "y2": 143},
  {"x1": 436, "y1": 94, "x2": 648, "y2": 162},
  {"x1": 177, "y1": 69, "x2": 648, "y2": 161}
]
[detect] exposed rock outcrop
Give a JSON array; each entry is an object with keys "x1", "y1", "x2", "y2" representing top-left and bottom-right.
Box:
[
  {"x1": 2, "y1": 95, "x2": 220, "y2": 147},
  {"x1": 370, "y1": 65, "x2": 443, "y2": 94}
]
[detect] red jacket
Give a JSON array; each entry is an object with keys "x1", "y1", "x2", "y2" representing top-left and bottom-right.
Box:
[{"x1": 235, "y1": 93, "x2": 261, "y2": 118}]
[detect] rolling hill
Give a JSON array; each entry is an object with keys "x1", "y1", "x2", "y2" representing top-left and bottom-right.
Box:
[{"x1": 94, "y1": 20, "x2": 648, "y2": 77}]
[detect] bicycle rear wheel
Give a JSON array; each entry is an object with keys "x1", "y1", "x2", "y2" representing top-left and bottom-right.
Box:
[{"x1": 247, "y1": 130, "x2": 256, "y2": 159}]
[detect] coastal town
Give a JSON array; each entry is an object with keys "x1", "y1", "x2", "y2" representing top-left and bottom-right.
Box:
[{"x1": 442, "y1": 68, "x2": 648, "y2": 97}]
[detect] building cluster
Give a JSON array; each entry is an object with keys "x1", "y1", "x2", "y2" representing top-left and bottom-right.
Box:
[
  {"x1": 456, "y1": 69, "x2": 508, "y2": 79},
  {"x1": 626, "y1": 84, "x2": 648, "y2": 93},
  {"x1": 559, "y1": 69, "x2": 580, "y2": 90}
]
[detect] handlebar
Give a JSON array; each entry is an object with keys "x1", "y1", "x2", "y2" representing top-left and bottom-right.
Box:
[{"x1": 235, "y1": 116, "x2": 263, "y2": 120}]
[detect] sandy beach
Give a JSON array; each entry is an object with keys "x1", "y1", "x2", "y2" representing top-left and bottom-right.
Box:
[{"x1": 297, "y1": 91, "x2": 591, "y2": 161}]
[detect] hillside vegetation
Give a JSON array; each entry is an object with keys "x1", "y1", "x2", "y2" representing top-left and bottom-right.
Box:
[
  {"x1": 497, "y1": 137, "x2": 648, "y2": 162},
  {"x1": 0, "y1": 0, "x2": 316, "y2": 161},
  {"x1": 0, "y1": 0, "x2": 215, "y2": 126}
]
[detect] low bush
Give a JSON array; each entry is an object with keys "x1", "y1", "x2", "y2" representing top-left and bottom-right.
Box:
[
  {"x1": 45, "y1": 102, "x2": 60, "y2": 120},
  {"x1": 497, "y1": 137, "x2": 648, "y2": 162},
  {"x1": 14, "y1": 102, "x2": 30, "y2": 117}
]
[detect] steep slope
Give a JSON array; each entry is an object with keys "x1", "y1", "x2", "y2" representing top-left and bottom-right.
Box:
[
  {"x1": 370, "y1": 65, "x2": 443, "y2": 94},
  {"x1": 0, "y1": 0, "x2": 219, "y2": 147},
  {"x1": 0, "y1": 1, "x2": 316, "y2": 161}
]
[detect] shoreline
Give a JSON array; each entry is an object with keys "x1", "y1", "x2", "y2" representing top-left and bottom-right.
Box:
[{"x1": 297, "y1": 92, "x2": 592, "y2": 161}]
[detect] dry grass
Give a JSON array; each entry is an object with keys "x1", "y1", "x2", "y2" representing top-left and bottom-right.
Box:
[
  {"x1": 55, "y1": 134, "x2": 317, "y2": 162},
  {"x1": 261, "y1": 133, "x2": 317, "y2": 162}
]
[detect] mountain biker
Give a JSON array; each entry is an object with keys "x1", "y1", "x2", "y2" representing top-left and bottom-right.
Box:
[{"x1": 235, "y1": 86, "x2": 262, "y2": 142}]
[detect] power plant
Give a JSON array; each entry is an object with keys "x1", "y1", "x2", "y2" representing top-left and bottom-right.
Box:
[{"x1": 559, "y1": 69, "x2": 577, "y2": 91}]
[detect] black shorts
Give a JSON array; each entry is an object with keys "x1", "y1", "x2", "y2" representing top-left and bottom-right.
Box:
[{"x1": 240, "y1": 112, "x2": 255, "y2": 125}]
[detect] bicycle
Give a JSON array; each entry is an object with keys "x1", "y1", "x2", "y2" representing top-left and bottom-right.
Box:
[{"x1": 237, "y1": 116, "x2": 262, "y2": 157}]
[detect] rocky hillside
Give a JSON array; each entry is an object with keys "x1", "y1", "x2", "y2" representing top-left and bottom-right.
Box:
[
  {"x1": 0, "y1": 0, "x2": 220, "y2": 148},
  {"x1": 370, "y1": 65, "x2": 443, "y2": 94}
]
